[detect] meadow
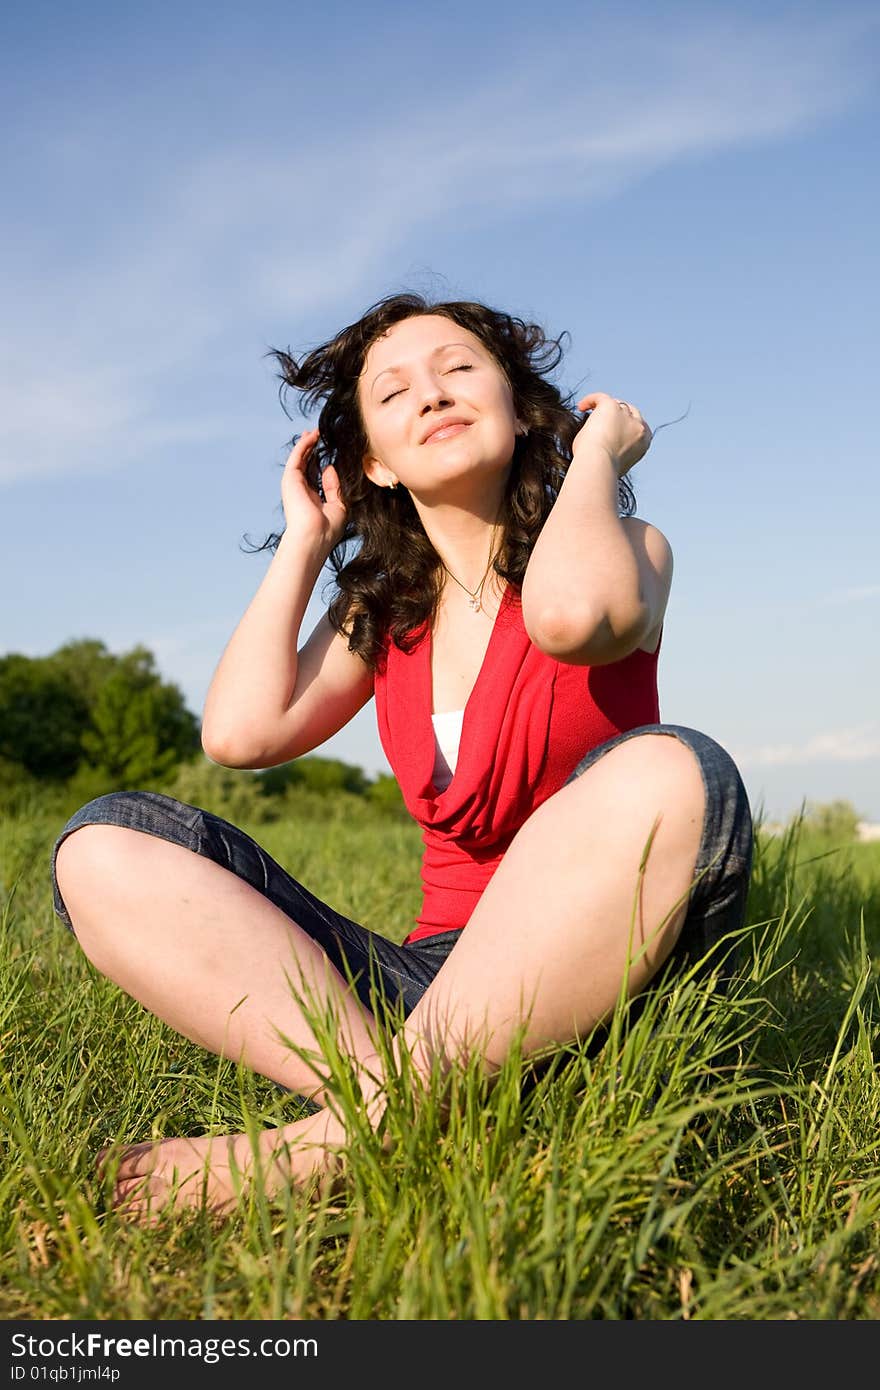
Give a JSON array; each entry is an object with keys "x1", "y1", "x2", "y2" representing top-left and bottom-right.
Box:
[{"x1": 1, "y1": 775, "x2": 879, "y2": 1321}]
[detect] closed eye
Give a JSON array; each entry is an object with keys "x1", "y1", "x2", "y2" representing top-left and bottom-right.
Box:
[{"x1": 380, "y1": 362, "x2": 474, "y2": 404}]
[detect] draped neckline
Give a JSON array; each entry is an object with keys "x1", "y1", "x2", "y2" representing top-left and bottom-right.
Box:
[{"x1": 421, "y1": 581, "x2": 513, "y2": 799}]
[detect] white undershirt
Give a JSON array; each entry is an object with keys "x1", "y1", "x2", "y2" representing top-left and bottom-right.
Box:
[{"x1": 430, "y1": 708, "x2": 465, "y2": 792}]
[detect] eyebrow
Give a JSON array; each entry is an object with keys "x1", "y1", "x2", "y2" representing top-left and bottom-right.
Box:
[{"x1": 369, "y1": 342, "x2": 480, "y2": 391}]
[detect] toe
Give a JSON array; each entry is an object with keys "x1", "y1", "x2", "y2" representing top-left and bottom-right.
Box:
[
  {"x1": 113, "y1": 1176, "x2": 152, "y2": 1211},
  {"x1": 115, "y1": 1142, "x2": 161, "y2": 1179},
  {"x1": 97, "y1": 1139, "x2": 159, "y2": 1181},
  {"x1": 114, "y1": 1195, "x2": 162, "y2": 1228}
]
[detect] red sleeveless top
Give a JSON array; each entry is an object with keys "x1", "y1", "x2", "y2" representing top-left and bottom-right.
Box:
[{"x1": 374, "y1": 584, "x2": 660, "y2": 944}]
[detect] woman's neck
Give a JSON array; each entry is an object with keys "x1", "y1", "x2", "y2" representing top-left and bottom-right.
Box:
[{"x1": 414, "y1": 499, "x2": 505, "y2": 596}]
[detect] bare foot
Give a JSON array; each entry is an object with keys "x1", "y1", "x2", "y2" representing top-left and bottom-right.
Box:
[{"x1": 97, "y1": 1106, "x2": 347, "y2": 1223}]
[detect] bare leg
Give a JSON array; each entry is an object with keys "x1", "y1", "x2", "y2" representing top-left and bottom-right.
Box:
[
  {"x1": 56, "y1": 826, "x2": 381, "y2": 1097},
  {"x1": 58, "y1": 734, "x2": 705, "y2": 1217},
  {"x1": 56, "y1": 827, "x2": 386, "y2": 1215},
  {"x1": 400, "y1": 733, "x2": 705, "y2": 1076}
]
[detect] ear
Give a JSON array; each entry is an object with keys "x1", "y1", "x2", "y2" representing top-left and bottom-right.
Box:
[{"x1": 362, "y1": 453, "x2": 397, "y2": 489}]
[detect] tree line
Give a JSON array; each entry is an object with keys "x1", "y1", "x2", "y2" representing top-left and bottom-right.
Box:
[
  {"x1": 3, "y1": 640, "x2": 864, "y2": 838},
  {"x1": 0, "y1": 639, "x2": 405, "y2": 817}
]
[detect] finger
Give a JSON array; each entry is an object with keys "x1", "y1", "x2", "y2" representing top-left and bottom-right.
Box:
[
  {"x1": 319, "y1": 461, "x2": 342, "y2": 504},
  {"x1": 285, "y1": 428, "x2": 319, "y2": 462},
  {"x1": 575, "y1": 392, "x2": 614, "y2": 412},
  {"x1": 284, "y1": 427, "x2": 320, "y2": 467}
]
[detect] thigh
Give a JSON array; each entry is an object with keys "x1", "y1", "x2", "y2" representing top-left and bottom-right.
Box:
[
  {"x1": 51, "y1": 791, "x2": 460, "y2": 1024},
  {"x1": 564, "y1": 723, "x2": 754, "y2": 983}
]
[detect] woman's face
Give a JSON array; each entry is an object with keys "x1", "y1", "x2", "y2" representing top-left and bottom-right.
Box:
[{"x1": 358, "y1": 313, "x2": 523, "y2": 501}]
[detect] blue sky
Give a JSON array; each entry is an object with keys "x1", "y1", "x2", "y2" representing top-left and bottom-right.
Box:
[{"x1": 2, "y1": 0, "x2": 878, "y2": 823}]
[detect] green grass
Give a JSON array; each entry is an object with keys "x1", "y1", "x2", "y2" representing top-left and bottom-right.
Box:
[{"x1": 1, "y1": 794, "x2": 879, "y2": 1320}]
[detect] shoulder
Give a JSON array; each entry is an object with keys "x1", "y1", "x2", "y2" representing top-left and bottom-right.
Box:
[{"x1": 620, "y1": 516, "x2": 674, "y2": 572}]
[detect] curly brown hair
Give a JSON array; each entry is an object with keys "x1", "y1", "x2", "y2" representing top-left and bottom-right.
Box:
[{"x1": 260, "y1": 291, "x2": 635, "y2": 672}]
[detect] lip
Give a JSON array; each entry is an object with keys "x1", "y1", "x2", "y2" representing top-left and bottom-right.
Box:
[{"x1": 421, "y1": 418, "x2": 472, "y2": 445}]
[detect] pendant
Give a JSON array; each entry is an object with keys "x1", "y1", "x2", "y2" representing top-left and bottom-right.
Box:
[{"x1": 469, "y1": 596, "x2": 480, "y2": 612}]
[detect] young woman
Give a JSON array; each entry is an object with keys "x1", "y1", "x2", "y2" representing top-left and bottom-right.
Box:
[{"x1": 52, "y1": 292, "x2": 753, "y2": 1218}]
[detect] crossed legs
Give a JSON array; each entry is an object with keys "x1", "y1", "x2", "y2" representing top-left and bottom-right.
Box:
[{"x1": 54, "y1": 733, "x2": 705, "y2": 1217}]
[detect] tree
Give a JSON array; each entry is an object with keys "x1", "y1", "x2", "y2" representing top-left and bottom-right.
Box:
[
  {"x1": 257, "y1": 755, "x2": 370, "y2": 797},
  {"x1": 0, "y1": 754, "x2": 40, "y2": 812},
  {"x1": 79, "y1": 647, "x2": 200, "y2": 786},
  {"x1": 365, "y1": 772, "x2": 408, "y2": 817},
  {"x1": 0, "y1": 654, "x2": 89, "y2": 780},
  {"x1": 800, "y1": 799, "x2": 861, "y2": 841},
  {"x1": 0, "y1": 640, "x2": 200, "y2": 789},
  {"x1": 47, "y1": 639, "x2": 119, "y2": 707}
]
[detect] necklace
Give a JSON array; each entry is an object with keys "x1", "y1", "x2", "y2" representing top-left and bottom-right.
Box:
[{"x1": 441, "y1": 524, "x2": 500, "y2": 614}]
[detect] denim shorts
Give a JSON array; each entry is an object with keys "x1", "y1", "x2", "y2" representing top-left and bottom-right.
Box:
[{"x1": 51, "y1": 723, "x2": 753, "y2": 1027}]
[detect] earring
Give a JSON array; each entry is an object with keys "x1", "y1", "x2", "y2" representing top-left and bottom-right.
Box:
[
  {"x1": 388, "y1": 480, "x2": 399, "y2": 490},
  {"x1": 516, "y1": 421, "x2": 529, "y2": 437}
]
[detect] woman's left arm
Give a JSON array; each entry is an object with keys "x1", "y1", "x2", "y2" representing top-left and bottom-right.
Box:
[{"x1": 520, "y1": 392, "x2": 673, "y2": 666}]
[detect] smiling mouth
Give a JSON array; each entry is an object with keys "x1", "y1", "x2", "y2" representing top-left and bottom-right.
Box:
[{"x1": 424, "y1": 422, "x2": 471, "y2": 444}]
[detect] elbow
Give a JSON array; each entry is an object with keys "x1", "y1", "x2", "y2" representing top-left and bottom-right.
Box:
[
  {"x1": 200, "y1": 723, "x2": 259, "y2": 769},
  {"x1": 200, "y1": 702, "x2": 234, "y2": 766},
  {"x1": 201, "y1": 719, "x2": 301, "y2": 770},
  {"x1": 200, "y1": 729, "x2": 238, "y2": 768},
  {"x1": 523, "y1": 600, "x2": 601, "y2": 663},
  {"x1": 524, "y1": 600, "x2": 652, "y2": 666}
]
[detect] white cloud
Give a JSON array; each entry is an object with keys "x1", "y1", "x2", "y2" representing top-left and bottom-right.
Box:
[
  {"x1": 822, "y1": 585, "x2": 880, "y2": 605},
  {"x1": 0, "y1": 358, "x2": 262, "y2": 483},
  {"x1": 1, "y1": 7, "x2": 876, "y2": 485},
  {"x1": 734, "y1": 724, "x2": 880, "y2": 766}
]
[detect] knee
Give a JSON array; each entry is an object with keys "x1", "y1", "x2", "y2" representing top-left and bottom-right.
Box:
[
  {"x1": 54, "y1": 820, "x2": 158, "y2": 971},
  {"x1": 56, "y1": 820, "x2": 129, "y2": 890},
  {"x1": 601, "y1": 733, "x2": 705, "y2": 824},
  {"x1": 54, "y1": 790, "x2": 198, "y2": 916},
  {"x1": 537, "y1": 733, "x2": 707, "y2": 879},
  {"x1": 56, "y1": 789, "x2": 199, "y2": 856}
]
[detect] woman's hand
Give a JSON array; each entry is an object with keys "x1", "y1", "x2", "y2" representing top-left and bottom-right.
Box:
[
  {"x1": 573, "y1": 393, "x2": 653, "y2": 478},
  {"x1": 280, "y1": 427, "x2": 347, "y2": 550}
]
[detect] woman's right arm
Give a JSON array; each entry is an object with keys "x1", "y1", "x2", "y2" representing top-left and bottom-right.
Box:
[{"x1": 200, "y1": 429, "x2": 374, "y2": 769}]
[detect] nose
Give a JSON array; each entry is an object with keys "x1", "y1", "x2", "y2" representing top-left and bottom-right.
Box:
[{"x1": 417, "y1": 372, "x2": 453, "y2": 414}]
